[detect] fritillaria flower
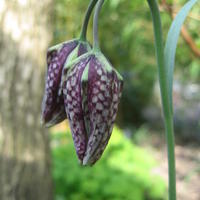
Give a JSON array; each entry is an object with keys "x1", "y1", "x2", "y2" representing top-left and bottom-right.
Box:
[
  {"x1": 60, "y1": 0, "x2": 123, "y2": 165},
  {"x1": 41, "y1": 40, "x2": 91, "y2": 127},
  {"x1": 41, "y1": 0, "x2": 123, "y2": 166},
  {"x1": 41, "y1": 0, "x2": 99, "y2": 127},
  {"x1": 62, "y1": 51, "x2": 123, "y2": 165}
]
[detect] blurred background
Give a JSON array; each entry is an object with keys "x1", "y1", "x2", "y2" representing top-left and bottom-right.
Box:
[{"x1": 0, "y1": 0, "x2": 199, "y2": 200}]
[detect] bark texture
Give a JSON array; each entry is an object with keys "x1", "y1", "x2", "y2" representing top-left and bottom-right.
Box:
[{"x1": 0, "y1": 0, "x2": 53, "y2": 199}]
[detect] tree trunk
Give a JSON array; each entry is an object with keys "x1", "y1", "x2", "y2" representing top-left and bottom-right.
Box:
[{"x1": 0, "y1": 1, "x2": 53, "y2": 199}]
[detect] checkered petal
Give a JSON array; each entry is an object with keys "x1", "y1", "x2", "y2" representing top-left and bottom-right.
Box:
[
  {"x1": 41, "y1": 40, "x2": 91, "y2": 127},
  {"x1": 63, "y1": 52, "x2": 123, "y2": 165}
]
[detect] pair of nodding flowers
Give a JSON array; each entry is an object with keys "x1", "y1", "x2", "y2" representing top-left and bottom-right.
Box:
[{"x1": 41, "y1": 0, "x2": 123, "y2": 165}]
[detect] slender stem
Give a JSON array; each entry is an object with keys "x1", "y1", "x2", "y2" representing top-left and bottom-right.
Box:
[
  {"x1": 147, "y1": 0, "x2": 176, "y2": 200},
  {"x1": 93, "y1": 0, "x2": 104, "y2": 51},
  {"x1": 80, "y1": 0, "x2": 99, "y2": 41}
]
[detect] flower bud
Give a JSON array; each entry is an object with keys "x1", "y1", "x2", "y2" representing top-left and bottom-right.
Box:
[
  {"x1": 41, "y1": 39, "x2": 91, "y2": 127},
  {"x1": 62, "y1": 51, "x2": 123, "y2": 165}
]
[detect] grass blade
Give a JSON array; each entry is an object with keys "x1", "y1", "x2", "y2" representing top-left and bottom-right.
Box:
[{"x1": 164, "y1": 0, "x2": 199, "y2": 112}]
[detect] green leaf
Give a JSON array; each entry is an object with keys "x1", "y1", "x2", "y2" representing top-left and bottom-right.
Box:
[{"x1": 164, "y1": 0, "x2": 199, "y2": 111}]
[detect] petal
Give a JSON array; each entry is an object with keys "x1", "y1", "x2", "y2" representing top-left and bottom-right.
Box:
[
  {"x1": 82, "y1": 55, "x2": 123, "y2": 165},
  {"x1": 41, "y1": 40, "x2": 78, "y2": 126},
  {"x1": 63, "y1": 56, "x2": 91, "y2": 162},
  {"x1": 89, "y1": 72, "x2": 123, "y2": 165}
]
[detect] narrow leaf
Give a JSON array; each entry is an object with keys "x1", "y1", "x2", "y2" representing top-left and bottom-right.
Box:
[{"x1": 164, "y1": 0, "x2": 199, "y2": 111}]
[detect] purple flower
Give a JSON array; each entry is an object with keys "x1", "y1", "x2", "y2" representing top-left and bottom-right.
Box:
[
  {"x1": 41, "y1": 39, "x2": 91, "y2": 127},
  {"x1": 62, "y1": 52, "x2": 123, "y2": 165}
]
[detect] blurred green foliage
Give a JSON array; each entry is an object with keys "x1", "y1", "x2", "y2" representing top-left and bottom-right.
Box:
[
  {"x1": 51, "y1": 127, "x2": 166, "y2": 200},
  {"x1": 53, "y1": 0, "x2": 200, "y2": 126}
]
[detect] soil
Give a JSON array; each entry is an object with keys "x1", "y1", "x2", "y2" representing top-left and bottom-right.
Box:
[{"x1": 142, "y1": 132, "x2": 200, "y2": 200}]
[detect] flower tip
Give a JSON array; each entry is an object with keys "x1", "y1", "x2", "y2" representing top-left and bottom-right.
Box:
[
  {"x1": 82, "y1": 154, "x2": 94, "y2": 166},
  {"x1": 40, "y1": 117, "x2": 45, "y2": 126},
  {"x1": 44, "y1": 122, "x2": 53, "y2": 128},
  {"x1": 82, "y1": 156, "x2": 89, "y2": 166},
  {"x1": 40, "y1": 117, "x2": 53, "y2": 128}
]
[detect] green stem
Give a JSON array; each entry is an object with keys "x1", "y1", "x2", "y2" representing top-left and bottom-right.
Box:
[
  {"x1": 93, "y1": 0, "x2": 104, "y2": 51},
  {"x1": 80, "y1": 0, "x2": 99, "y2": 41},
  {"x1": 147, "y1": 0, "x2": 176, "y2": 200}
]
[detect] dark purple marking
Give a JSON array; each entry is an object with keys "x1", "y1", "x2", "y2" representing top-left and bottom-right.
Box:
[{"x1": 78, "y1": 42, "x2": 90, "y2": 56}]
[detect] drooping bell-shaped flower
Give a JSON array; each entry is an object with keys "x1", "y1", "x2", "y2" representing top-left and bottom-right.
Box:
[
  {"x1": 41, "y1": 39, "x2": 91, "y2": 127},
  {"x1": 40, "y1": 0, "x2": 100, "y2": 127},
  {"x1": 62, "y1": 51, "x2": 123, "y2": 165}
]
